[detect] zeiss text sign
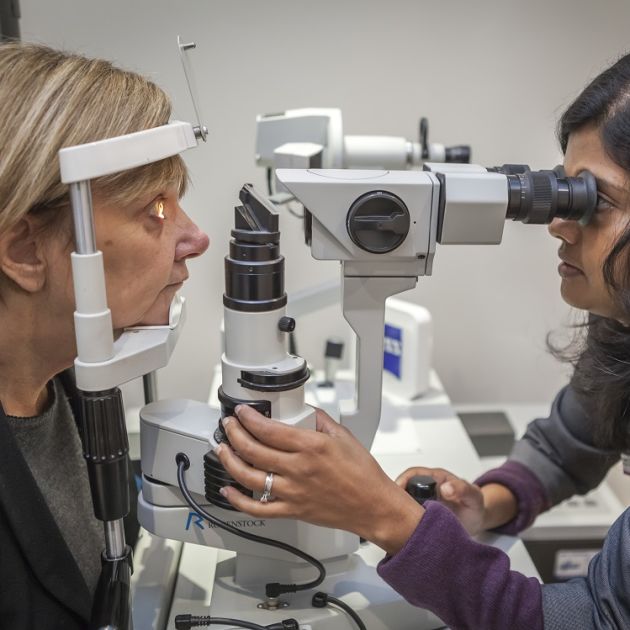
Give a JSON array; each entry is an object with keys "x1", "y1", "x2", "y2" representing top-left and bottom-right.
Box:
[{"x1": 384, "y1": 324, "x2": 402, "y2": 379}]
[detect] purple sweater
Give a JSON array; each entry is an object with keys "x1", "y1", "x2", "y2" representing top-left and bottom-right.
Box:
[{"x1": 377, "y1": 461, "x2": 549, "y2": 629}]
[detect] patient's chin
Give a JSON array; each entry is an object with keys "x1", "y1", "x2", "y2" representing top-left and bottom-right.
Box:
[{"x1": 135, "y1": 296, "x2": 173, "y2": 327}]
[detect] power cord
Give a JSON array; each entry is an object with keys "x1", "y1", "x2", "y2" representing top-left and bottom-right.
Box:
[
  {"x1": 176, "y1": 453, "x2": 325, "y2": 598},
  {"x1": 312, "y1": 592, "x2": 367, "y2": 630},
  {"x1": 176, "y1": 453, "x2": 366, "y2": 630},
  {"x1": 175, "y1": 615, "x2": 298, "y2": 629}
]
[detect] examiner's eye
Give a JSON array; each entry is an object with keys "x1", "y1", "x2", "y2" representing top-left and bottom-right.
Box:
[{"x1": 596, "y1": 194, "x2": 614, "y2": 212}]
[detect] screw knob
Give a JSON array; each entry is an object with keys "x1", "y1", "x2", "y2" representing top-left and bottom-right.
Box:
[{"x1": 278, "y1": 316, "x2": 296, "y2": 333}]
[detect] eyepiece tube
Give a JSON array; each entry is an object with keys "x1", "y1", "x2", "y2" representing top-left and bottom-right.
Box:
[{"x1": 490, "y1": 165, "x2": 597, "y2": 225}]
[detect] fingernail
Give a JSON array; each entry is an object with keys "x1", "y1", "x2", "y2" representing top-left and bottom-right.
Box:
[
  {"x1": 441, "y1": 482, "x2": 454, "y2": 496},
  {"x1": 234, "y1": 405, "x2": 242, "y2": 416},
  {"x1": 219, "y1": 487, "x2": 228, "y2": 497},
  {"x1": 214, "y1": 443, "x2": 223, "y2": 455},
  {"x1": 222, "y1": 416, "x2": 232, "y2": 428}
]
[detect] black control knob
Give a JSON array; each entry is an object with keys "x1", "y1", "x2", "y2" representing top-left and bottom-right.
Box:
[
  {"x1": 406, "y1": 475, "x2": 437, "y2": 505},
  {"x1": 278, "y1": 316, "x2": 296, "y2": 333},
  {"x1": 346, "y1": 191, "x2": 410, "y2": 254}
]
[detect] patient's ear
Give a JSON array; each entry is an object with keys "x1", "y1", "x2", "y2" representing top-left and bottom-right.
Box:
[{"x1": 0, "y1": 216, "x2": 48, "y2": 292}]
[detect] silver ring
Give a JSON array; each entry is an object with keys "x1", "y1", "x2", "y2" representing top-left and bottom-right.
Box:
[{"x1": 260, "y1": 472, "x2": 274, "y2": 503}]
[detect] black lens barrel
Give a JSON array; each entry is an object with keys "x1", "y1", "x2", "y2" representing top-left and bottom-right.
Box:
[
  {"x1": 224, "y1": 185, "x2": 287, "y2": 312},
  {"x1": 491, "y1": 165, "x2": 597, "y2": 225},
  {"x1": 445, "y1": 145, "x2": 471, "y2": 164}
]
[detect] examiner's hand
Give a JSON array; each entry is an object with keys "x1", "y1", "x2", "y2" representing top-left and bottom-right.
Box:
[
  {"x1": 396, "y1": 466, "x2": 485, "y2": 536},
  {"x1": 215, "y1": 405, "x2": 424, "y2": 556}
]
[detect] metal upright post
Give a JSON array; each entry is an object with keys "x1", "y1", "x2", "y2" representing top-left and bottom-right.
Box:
[
  {"x1": 69, "y1": 180, "x2": 133, "y2": 630},
  {"x1": 142, "y1": 372, "x2": 159, "y2": 405}
]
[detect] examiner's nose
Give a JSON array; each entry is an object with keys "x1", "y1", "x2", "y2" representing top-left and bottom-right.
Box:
[{"x1": 548, "y1": 217, "x2": 580, "y2": 245}]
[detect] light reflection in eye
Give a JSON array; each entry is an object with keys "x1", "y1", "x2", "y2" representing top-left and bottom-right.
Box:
[{"x1": 150, "y1": 200, "x2": 166, "y2": 220}]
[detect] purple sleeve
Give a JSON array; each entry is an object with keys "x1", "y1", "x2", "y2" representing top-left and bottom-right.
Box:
[
  {"x1": 474, "y1": 460, "x2": 551, "y2": 535},
  {"x1": 377, "y1": 501, "x2": 543, "y2": 630}
]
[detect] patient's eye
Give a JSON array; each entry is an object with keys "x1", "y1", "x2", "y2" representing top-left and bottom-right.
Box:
[{"x1": 149, "y1": 199, "x2": 166, "y2": 221}]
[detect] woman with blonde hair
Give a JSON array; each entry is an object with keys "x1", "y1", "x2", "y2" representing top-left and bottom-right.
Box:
[{"x1": 0, "y1": 42, "x2": 209, "y2": 628}]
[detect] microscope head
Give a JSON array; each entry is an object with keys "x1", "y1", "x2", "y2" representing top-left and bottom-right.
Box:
[
  {"x1": 277, "y1": 164, "x2": 598, "y2": 275},
  {"x1": 275, "y1": 164, "x2": 523, "y2": 282},
  {"x1": 276, "y1": 168, "x2": 438, "y2": 277}
]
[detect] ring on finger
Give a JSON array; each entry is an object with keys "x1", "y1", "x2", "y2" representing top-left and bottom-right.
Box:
[{"x1": 260, "y1": 472, "x2": 274, "y2": 503}]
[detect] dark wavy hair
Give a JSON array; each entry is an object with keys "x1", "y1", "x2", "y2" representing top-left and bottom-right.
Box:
[{"x1": 555, "y1": 53, "x2": 630, "y2": 451}]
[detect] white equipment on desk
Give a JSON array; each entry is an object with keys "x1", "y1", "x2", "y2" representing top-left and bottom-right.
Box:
[
  {"x1": 383, "y1": 298, "x2": 432, "y2": 401},
  {"x1": 138, "y1": 163, "x2": 596, "y2": 629},
  {"x1": 256, "y1": 108, "x2": 471, "y2": 203}
]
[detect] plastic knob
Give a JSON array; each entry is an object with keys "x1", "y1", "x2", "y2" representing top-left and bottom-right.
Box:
[
  {"x1": 406, "y1": 475, "x2": 437, "y2": 505},
  {"x1": 346, "y1": 191, "x2": 410, "y2": 254},
  {"x1": 278, "y1": 316, "x2": 296, "y2": 333}
]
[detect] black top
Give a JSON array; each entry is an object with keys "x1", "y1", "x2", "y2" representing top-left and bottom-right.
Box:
[{"x1": 0, "y1": 369, "x2": 139, "y2": 629}]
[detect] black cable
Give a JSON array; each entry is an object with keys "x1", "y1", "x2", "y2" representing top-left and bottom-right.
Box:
[
  {"x1": 176, "y1": 453, "x2": 326, "y2": 597},
  {"x1": 312, "y1": 592, "x2": 366, "y2": 630},
  {"x1": 326, "y1": 595, "x2": 366, "y2": 630},
  {"x1": 175, "y1": 615, "x2": 266, "y2": 630},
  {"x1": 175, "y1": 614, "x2": 299, "y2": 630}
]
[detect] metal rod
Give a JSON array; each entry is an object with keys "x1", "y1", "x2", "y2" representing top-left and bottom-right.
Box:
[
  {"x1": 142, "y1": 372, "x2": 159, "y2": 404},
  {"x1": 104, "y1": 519, "x2": 126, "y2": 559},
  {"x1": 70, "y1": 180, "x2": 97, "y2": 254}
]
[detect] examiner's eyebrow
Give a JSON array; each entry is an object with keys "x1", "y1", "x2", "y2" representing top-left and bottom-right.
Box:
[{"x1": 595, "y1": 177, "x2": 627, "y2": 196}]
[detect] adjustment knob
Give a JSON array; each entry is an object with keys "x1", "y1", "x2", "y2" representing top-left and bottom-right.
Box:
[
  {"x1": 278, "y1": 316, "x2": 296, "y2": 333},
  {"x1": 346, "y1": 190, "x2": 410, "y2": 254},
  {"x1": 406, "y1": 475, "x2": 437, "y2": 505}
]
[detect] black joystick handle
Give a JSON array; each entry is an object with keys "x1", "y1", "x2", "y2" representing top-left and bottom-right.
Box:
[{"x1": 406, "y1": 475, "x2": 437, "y2": 505}]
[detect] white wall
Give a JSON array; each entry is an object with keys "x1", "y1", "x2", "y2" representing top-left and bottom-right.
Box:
[{"x1": 18, "y1": 0, "x2": 630, "y2": 405}]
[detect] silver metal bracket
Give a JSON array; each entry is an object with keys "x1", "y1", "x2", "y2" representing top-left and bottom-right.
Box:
[
  {"x1": 257, "y1": 597, "x2": 290, "y2": 611},
  {"x1": 177, "y1": 35, "x2": 207, "y2": 142}
]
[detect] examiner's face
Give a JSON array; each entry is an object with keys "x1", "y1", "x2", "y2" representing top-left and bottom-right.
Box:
[
  {"x1": 548, "y1": 125, "x2": 630, "y2": 321},
  {"x1": 50, "y1": 185, "x2": 209, "y2": 332}
]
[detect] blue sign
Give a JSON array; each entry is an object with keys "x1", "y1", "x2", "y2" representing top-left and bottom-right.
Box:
[{"x1": 384, "y1": 324, "x2": 402, "y2": 379}]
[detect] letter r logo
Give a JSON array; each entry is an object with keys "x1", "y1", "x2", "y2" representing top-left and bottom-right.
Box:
[{"x1": 185, "y1": 511, "x2": 205, "y2": 530}]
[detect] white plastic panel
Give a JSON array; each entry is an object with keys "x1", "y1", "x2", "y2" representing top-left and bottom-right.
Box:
[
  {"x1": 439, "y1": 171, "x2": 508, "y2": 245},
  {"x1": 59, "y1": 120, "x2": 197, "y2": 183}
]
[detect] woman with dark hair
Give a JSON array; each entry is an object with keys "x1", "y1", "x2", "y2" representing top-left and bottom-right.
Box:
[{"x1": 213, "y1": 53, "x2": 630, "y2": 630}]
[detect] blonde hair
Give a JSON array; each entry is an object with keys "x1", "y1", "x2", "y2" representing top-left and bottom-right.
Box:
[{"x1": 0, "y1": 42, "x2": 188, "y2": 235}]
